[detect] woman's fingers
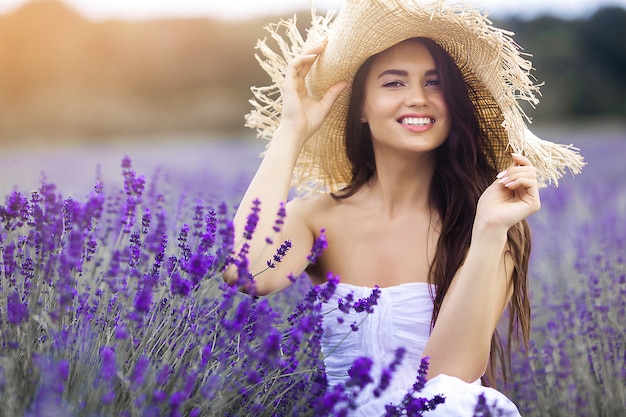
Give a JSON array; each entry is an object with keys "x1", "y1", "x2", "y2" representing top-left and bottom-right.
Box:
[
  {"x1": 496, "y1": 154, "x2": 538, "y2": 188},
  {"x1": 477, "y1": 153, "x2": 541, "y2": 229},
  {"x1": 496, "y1": 167, "x2": 534, "y2": 188},
  {"x1": 495, "y1": 153, "x2": 541, "y2": 212},
  {"x1": 319, "y1": 80, "x2": 349, "y2": 109},
  {"x1": 280, "y1": 40, "x2": 348, "y2": 138},
  {"x1": 302, "y1": 40, "x2": 328, "y2": 56},
  {"x1": 285, "y1": 41, "x2": 327, "y2": 81}
]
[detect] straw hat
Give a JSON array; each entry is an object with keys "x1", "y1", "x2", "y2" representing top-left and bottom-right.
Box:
[{"x1": 246, "y1": 0, "x2": 585, "y2": 194}]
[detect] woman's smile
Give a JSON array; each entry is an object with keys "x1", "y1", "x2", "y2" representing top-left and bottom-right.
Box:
[{"x1": 398, "y1": 114, "x2": 437, "y2": 132}]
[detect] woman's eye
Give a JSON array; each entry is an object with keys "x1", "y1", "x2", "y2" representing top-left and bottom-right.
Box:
[
  {"x1": 425, "y1": 78, "x2": 441, "y2": 88},
  {"x1": 382, "y1": 81, "x2": 405, "y2": 88}
]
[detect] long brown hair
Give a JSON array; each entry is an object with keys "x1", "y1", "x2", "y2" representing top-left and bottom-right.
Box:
[{"x1": 333, "y1": 38, "x2": 531, "y2": 387}]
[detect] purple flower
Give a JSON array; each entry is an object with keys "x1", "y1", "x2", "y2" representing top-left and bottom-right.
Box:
[
  {"x1": 121, "y1": 155, "x2": 132, "y2": 169},
  {"x1": 264, "y1": 329, "x2": 281, "y2": 358},
  {"x1": 321, "y1": 272, "x2": 339, "y2": 294},
  {"x1": 153, "y1": 389, "x2": 167, "y2": 403},
  {"x1": 186, "y1": 252, "x2": 211, "y2": 285},
  {"x1": 374, "y1": 347, "x2": 405, "y2": 397},
  {"x1": 170, "y1": 391, "x2": 186, "y2": 416},
  {"x1": 193, "y1": 200, "x2": 204, "y2": 233},
  {"x1": 85, "y1": 237, "x2": 97, "y2": 261},
  {"x1": 384, "y1": 356, "x2": 445, "y2": 416},
  {"x1": 338, "y1": 293, "x2": 355, "y2": 313},
  {"x1": 412, "y1": 356, "x2": 430, "y2": 393},
  {"x1": 472, "y1": 393, "x2": 493, "y2": 417},
  {"x1": 353, "y1": 286, "x2": 381, "y2": 314},
  {"x1": 222, "y1": 296, "x2": 252, "y2": 333},
  {"x1": 314, "y1": 384, "x2": 347, "y2": 415},
  {"x1": 129, "y1": 231, "x2": 142, "y2": 268},
  {"x1": 307, "y1": 228, "x2": 327, "y2": 264},
  {"x1": 177, "y1": 223, "x2": 190, "y2": 261},
  {"x1": 266, "y1": 240, "x2": 292, "y2": 268},
  {"x1": 170, "y1": 272, "x2": 192, "y2": 296},
  {"x1": 243, "y1": 198, "x2": 261, "y2": 240},
  {"x1": 100, "y1": 346, "x2": 116, "y2": 381},
  {"x1": 272, "y1": 201, "x2": 286, "y2": 232},
  {"x1": 245, "y1": 369, "x2": 262, "y2": 385},
  {"x1": 134, "y1": 285, "x2": 153, "y2": 313},
  {"x1": 115, "y1": 324, "x2": 129, "y2": 340},
  {"x1": 347, "y1": 357, "x2": 374, "y2": 389},
  {"x1": 200, "y1": 208, "x2": 217, "y2": 250},
  {"x1": 101, "y1": 390, "x2": 116, "y2": 404},
  {"x1": 130, "y1": 356, "x2": 150, "y2": 389},
  {"x1": 141, "y1": 209, "x2": 152, "y2": 234},
  {"x1": 7, "y1": 291, "x2": 28, "y2": 325},
  {"x1": 0, "y1": 191, "x2": 29, "y2": 229},
  {"x1": 217, "y1": 210, "x2": 235, "y2": 262},
  {"x1": 62, "y1": 197, "x2": 75, "y2": 232},
  {"x1": 2, "y1": 241, "x2": 16, "y2": 281}
]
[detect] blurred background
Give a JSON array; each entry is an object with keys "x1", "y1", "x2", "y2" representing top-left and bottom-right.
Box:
[{"x1": 0, "y1": 0, "x2": 625, "y2": 196}]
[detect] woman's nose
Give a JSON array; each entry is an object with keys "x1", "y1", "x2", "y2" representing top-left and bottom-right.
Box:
[{"x1": 405, "y1": 85, "x2": 427, "y2": 107}]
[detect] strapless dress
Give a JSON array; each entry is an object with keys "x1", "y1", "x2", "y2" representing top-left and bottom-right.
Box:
[{"x1": 320, "y1": 282, "x2": 522, "y2": 416}]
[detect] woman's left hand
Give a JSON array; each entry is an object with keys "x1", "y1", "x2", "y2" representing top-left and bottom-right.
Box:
[{"x1": 475, "y1": 153, "x2": 541, "y2": 232}]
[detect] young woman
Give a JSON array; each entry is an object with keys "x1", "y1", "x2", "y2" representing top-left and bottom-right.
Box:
[{"x1": 226, "y1": 1, "x2": 584, "y2": 415}]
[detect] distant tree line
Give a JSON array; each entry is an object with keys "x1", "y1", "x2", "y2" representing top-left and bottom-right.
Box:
[
  {"x1": 0, "y1": 1, "x2": 624, "y2": 141},
  {"x1": 502, "y1": 7, "x2": 626, "y2": 122}
]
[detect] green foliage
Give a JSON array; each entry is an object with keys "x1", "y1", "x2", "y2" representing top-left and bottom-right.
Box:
[{"x1": 503, "y1": 7, "x2": 626, "y2": 122}]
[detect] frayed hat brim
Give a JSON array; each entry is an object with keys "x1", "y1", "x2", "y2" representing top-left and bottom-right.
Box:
[{"x1": 246, "y1": 0, "x2": 585, "y2": 194}]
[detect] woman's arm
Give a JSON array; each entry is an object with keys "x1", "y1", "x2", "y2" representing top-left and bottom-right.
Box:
[
  {"x1": 422, "y1": 154, "x2": 540, "y2": 382},
  {"x1": 224, "y1": 41, "x2": 347, "y2": 295}
]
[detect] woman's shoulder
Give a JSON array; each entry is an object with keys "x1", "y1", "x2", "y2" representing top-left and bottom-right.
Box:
[
  {"x1": 287, "y1": 192, "x2": 349, "y2": 227},
  {"x1": 288, "y1": 192, "x2": 339, "y2": 212}
]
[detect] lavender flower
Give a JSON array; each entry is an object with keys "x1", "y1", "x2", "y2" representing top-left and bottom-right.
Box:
[
  {"x1": 374, "y1": 347, "x2": 406, "y2": 397},
  {"x1": 2, "y1": 241, "x2": 16, "y2": 283},
  {"x1": 141, "y1": 209, "x2": 152, "y2": 234},
  {"x1": 200, "y1": 208, "x2": 217, "y2": 251},
  {"x1": 131, "y1": 356, "x2": 150, "y2": 389},
  {"x1": 472, "y1": 393, "x2": 493, "y2": 417},
  {"x1": 133, "y1": 285, "x2": 153, "y2": 313},
  {"x1": 353, "y1": 285, "x2": 381, "y2": 314},
  {"x1": 242, "y1": 198, "x2": 261, "y2": 240},
  {"x1": 265, "y1": 240, "x2": 292, "y2": 269},
  {"x1": 6, "y1": 291, "x2": 28, "y2": 325},
  {"x1": 272, "y1": 201, "x2": 286, "y2": 233},
  {"x1": 384, "y1": 357, "x2": 446, "y2": 416},
  {"x1": 347, "y1": 357, "x2": 374, "y2": 389},
  {"x1": 307, "y1": 228, "x2": 327, "y2": 264},
  {"x1": 100, "y1": 346, "x2": 116, "y2": 381}
]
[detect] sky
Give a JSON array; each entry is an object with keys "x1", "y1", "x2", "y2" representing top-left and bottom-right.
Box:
[{"x1": 1, "y1": 0, "x2": 625, "y2": 21}]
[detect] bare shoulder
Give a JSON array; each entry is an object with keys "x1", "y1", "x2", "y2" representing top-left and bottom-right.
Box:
[
  {"x1": 287, "y1": 193, "x2": 338, "y2": 218},
  {"x1": 285, "y1": 193, "x2": 345, "y2": 238}
]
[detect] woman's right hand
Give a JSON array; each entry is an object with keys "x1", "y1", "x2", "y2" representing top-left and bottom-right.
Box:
[{"x1": 278, "y1": 41, "x2": 349, "y2": 144}]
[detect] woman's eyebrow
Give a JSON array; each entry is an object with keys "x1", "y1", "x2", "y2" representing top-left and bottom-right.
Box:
[
  {"x1": 377, "y1": 68, "x2": 439, "y2": 78},
  {"x1": 377, "y1": 69, "x2": 408, "y2": 78}
]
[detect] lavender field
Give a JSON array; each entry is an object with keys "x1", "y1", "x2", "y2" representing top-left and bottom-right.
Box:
[{"x1": 0, "y1": 128, "x2": 624, "y2": 416}]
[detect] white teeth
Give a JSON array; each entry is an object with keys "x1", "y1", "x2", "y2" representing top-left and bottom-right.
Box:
[{"x1": 400, "y1": 117, "x2": 433, "y2": 126}]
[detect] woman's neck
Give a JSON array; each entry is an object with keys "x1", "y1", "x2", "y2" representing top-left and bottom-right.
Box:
[{"x1": 363, "y1": 151, "x2": 436, "y2": 219}]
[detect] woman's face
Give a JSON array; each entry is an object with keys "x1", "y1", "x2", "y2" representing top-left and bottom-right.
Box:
[{"x1": 361, "y1": 39, "x2": 451, "y2": 156}]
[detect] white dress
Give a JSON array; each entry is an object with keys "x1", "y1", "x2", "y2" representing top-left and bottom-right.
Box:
[{"x1": 321, "y1": 282, "x2": 522, "y2": 416}]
